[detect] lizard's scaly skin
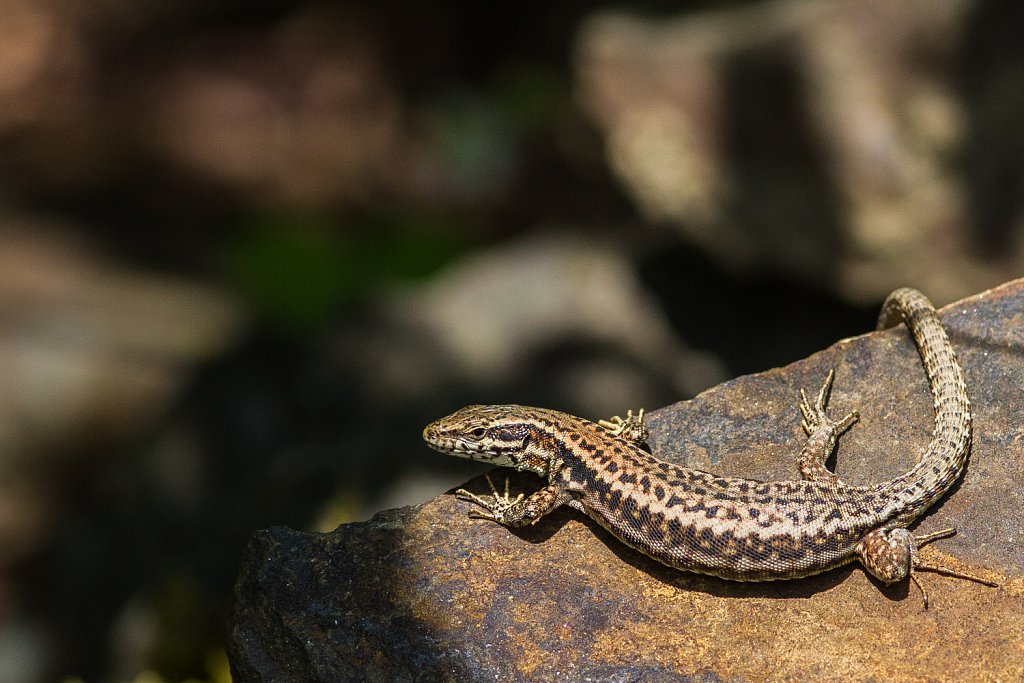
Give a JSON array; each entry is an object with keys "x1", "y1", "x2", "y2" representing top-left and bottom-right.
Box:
[{"x1": 423, "y1": 288, "x2": 995, "y2": 604}]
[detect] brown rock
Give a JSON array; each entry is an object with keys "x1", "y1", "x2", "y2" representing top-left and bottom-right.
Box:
[{"x1": 229, "y1": 280, "x2": 1024, "y2": 682}]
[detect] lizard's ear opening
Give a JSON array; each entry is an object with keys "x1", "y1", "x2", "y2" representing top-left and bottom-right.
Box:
[{"x1": 521, "y1": 434, "x2": 531, "y2": 451}]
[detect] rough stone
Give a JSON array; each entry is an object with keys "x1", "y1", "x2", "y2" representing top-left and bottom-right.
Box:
[{"x1": 229, "y1": 279, "x2": 1024, "y2": 682}]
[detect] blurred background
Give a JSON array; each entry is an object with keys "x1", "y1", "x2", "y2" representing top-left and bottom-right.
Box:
[{"x1": 1, "y1": 0, "x2": 1023, "y2": 680}]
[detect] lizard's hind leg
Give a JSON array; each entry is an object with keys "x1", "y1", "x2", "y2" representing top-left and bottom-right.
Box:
[
  {"x1": 855, "y1": 527, "x2": 999, "y2": 609},
  {"x1": 797, "y1": 369, "x2": 859, "y2": 484}
]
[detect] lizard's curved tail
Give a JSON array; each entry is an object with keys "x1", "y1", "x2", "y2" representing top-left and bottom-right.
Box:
[{"x1": 874, "y1": 288, "x2": 972, "y2": 528}]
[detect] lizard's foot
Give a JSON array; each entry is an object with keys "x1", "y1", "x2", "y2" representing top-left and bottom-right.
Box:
[
  {"x1": 856, "y1": 527, "x2": 999, "y2": 609},
  {"x1": 455, "y1": 474, "x2": 524, "y2": 524},
  {"x1": 799, "y1": 369, "x2": 859, "y2": 437},
  {"x1": 598, "y1": 408, "x2": 649, "y2": 445},
  {"x1": 797, "y1": 369, "x2": 859, "y2": 483}
]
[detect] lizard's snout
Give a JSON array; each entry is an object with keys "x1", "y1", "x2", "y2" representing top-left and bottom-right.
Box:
[{"x1": 422, "y1": 422, "x2": 439, "y2": 444}]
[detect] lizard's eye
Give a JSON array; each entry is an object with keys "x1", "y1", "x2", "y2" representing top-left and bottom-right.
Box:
[{"x1": 470, "y1": 427, "x2": 487, "y2": 439}]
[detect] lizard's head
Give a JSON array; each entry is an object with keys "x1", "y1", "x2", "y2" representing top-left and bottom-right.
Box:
[{"x1": 422, "y1": 404, "x2": 547, "y2": 469}]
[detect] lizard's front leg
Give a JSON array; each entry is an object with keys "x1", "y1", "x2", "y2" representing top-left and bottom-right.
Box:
[
  {"x1": 456, "y1": 474, "x2": 572, "y2": 527},
  {"x1": 598, "y1": 408, "x2": 649, "y2": 446}
]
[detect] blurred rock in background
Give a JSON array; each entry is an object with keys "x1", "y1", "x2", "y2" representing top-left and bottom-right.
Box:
[
  {"x1": 576, "y1": 0, "x2": 1021, "y2": 302},
  {"x1": 0, "y1": 222, "x2": 241, "y2": 682}
]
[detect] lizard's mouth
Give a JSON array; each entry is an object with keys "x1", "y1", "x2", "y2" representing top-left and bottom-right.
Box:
[
  {"x1": 426, "y1": 437, "x2": 480, "y2": 456},
  {"x1": 422, "y1": 427, "x2": 514, "y2": 466},
  {"x1": 422, "y1": 424, "x2": 481, "y2": 455}
]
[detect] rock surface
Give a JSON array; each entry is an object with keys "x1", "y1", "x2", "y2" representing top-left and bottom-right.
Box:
[{"x1": 229, "y1": 280, "x2": 1024, "y2": 682}]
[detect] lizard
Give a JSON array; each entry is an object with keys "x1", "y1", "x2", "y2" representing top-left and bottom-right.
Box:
[{"x1": 422, "y1": 288, "x2": 998, "y2": 607}]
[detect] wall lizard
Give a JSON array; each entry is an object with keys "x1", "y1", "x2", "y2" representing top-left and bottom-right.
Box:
[{"x1": 423, "y1": 288, "x2": 998, "y2": 606}]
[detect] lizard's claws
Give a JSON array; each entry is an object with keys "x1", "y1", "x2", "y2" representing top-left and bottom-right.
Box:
[
  {"x1": 598, "y1": 408, "x2": 649, "y2": 445},
  {"x1": 455, "y1": 474, "x2": 524, "y2": 522},
  {"x1": 800, "y1": 369, "x2": 858, "y2": 436}
]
